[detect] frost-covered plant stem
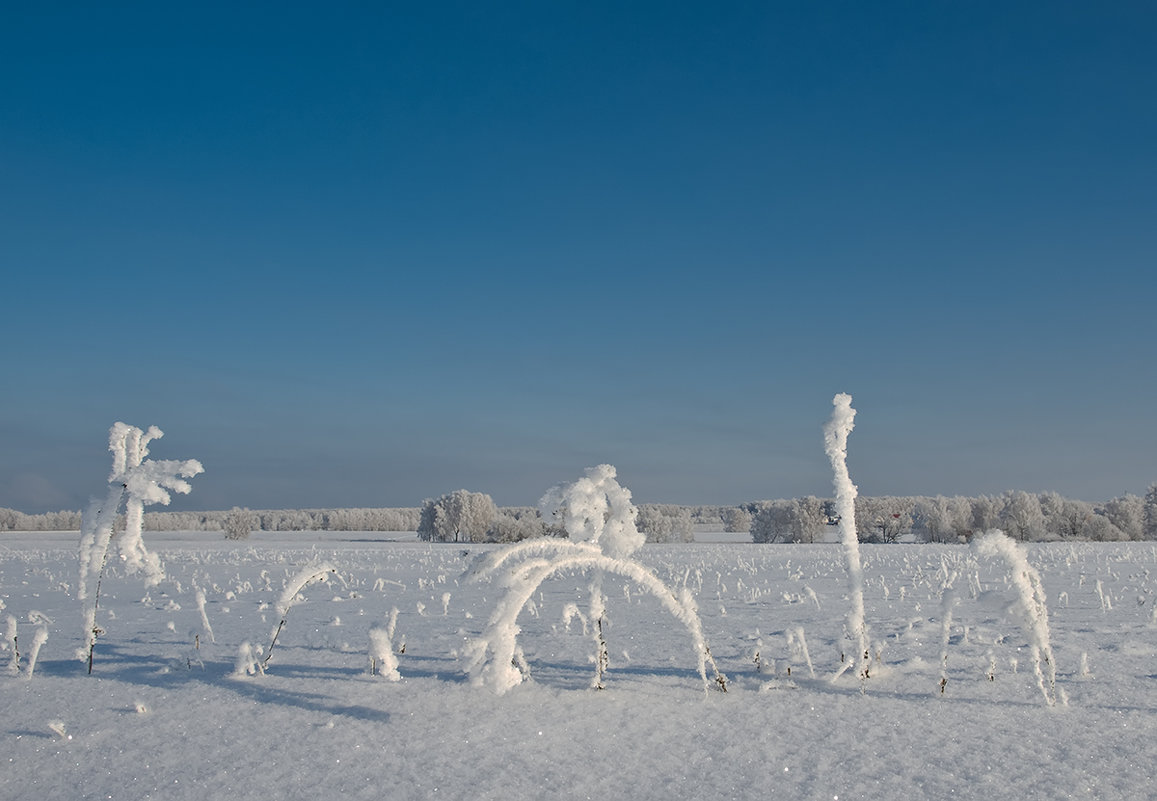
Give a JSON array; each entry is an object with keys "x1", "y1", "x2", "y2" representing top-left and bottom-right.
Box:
[
  {"x1": 195, "y1": 586, "x2": 215, "y2": 645},
  {"x1": 466, "y1": 550, "x2": 726, "y2": 695},
  {"x1": 25, "y1": 624, "x2": 48, "y2": 679},
  {"x1": 77, "y1": 423, "x2": 202, "y2": 673},
  {"x1": 938, "y1": 581, "x2": 959, "y2": 695},
  {"x1": 589, "y1": 573, "x2": 609, "y2": 690},
  {"x1": 824, "y1": 393, "x2": 870, "y2": 683},
  {"x1": 5, "y1": 615, "x2": 18, "y2": 675},
  {"x1": 263, "y1": 563, "x2": 337, "y2": 669},
  {"x1": 973, "y1": 531, "x2": 1058, "y2": 706},
  {"x1": 788, "y1": 626, "x2": 816, "y2": 679},
  {"x1": 369, "y1": 607, "x2": 402, "y2": 681},
  {"x1": 78, "y1": 485, "x2": 125, "y2": 673}
]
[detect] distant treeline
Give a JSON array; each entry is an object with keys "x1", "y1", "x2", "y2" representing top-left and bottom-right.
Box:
[
  {"x1": 2, "y1": 485, "x2": 1154, "y2": 543},
  {"x1": 0, "y1": 506, "x2": 421, "y2": 534},
  {"x1": 741, "y1": 488, "x2": 1157, "y2": 543}
]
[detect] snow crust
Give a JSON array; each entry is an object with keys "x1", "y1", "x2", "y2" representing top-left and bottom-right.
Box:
[{"x1": 2, "y1": 530, "x2": 1156, "y2": 800}]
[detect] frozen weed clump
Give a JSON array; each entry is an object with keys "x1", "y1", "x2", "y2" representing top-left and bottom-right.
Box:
[
  {"x1": 234, "y1": 642, "x2": 265, "y2": 677},
  {"x1": 973, "y1": 531, "x2": 1059, "y2": 706},
  {"x1": 369, "y1": 624, "x2": 401, "y2": 682},
  {"x1": 368, "y1": 607, "x2": 402, "y2": 680}
]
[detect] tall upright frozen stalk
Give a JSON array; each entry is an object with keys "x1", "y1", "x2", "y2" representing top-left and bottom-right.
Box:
[
  {"x1": 823, "y1": 393, "x2": 870, "y2": 682},
  {"x1": 4, "y1": 614, "x2": 17, "y2": 675},
  {"x1": 973, "y1": 531, "x2": 1058, "y2": 705},
  {"x1": 937, "y1": 578, "x2": 959, "y2": 694},
  {"x1": 77, "y1": 423, "x2": 203, "y2": 673}
]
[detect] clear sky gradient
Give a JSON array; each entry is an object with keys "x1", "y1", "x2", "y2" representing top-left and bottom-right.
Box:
[{"x1": 3, "y1": 2, "x2": 1155, "y2": 513}]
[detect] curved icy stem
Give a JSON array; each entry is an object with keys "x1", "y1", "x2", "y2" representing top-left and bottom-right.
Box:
[{"x1": 467, "y1": 552, "x2": 727, "y2": 695}]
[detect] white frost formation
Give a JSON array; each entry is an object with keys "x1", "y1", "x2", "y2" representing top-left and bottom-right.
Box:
[
  {"x1": 538, "y1": 464, "x2": 645, "y2": 559},
  {"x1": 823, "y1": 393, "x2": 871, "y2": 682}
]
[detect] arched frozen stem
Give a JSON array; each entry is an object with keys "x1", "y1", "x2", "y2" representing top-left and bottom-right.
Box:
[
  {"x1": 466, "y1": 550, "x2": 727, "y2": 695},
  {"x1": 262, "y1": 563, "x2": 339, "y2": 670},
  {"x1": 972, "y1": 531, "x2": 1058, "y2": 706}
]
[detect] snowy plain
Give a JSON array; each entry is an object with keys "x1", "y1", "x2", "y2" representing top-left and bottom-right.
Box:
[{"x1": 2, "y1": 530, "x2": 1155, "y2": 801}]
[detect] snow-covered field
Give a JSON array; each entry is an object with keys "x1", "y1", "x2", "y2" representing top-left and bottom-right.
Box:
[{"x1": 3, "y1": 530, "x2": 1155, "y2": 800}]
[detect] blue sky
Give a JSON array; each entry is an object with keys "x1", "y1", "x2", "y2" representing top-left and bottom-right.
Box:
[{"x1": 3, "y1": 2, "x2": 1155, "y2": 513}]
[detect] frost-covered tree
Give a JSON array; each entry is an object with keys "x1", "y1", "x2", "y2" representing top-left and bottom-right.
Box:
[
  {"x1": 635, "y1": 504, "x2": 694, "y2": 543},
  {"x1": 970, "y1": 495, "x2": 1002, "y2": 534},
  {"x1": 1082, "y1": 514, "x2": 1125, "y2": 541},
  {"x1": 854, "y1": 496, "x2": 914, "y2": 543},
  {"x1": 223, "y1": 507, "x2": 257, "y2": 540},
  {"x1": 1039, "y1": 493, "x2": 1093, "y2": 541},
  {"x1": 750, "y1": 500, "x2": 795, "y2": 543},
  {"x1": 1100, "y1": 494, "x2": 1144, "y2": 541},
  {"x1": 913, "y1": 496, "x2": 972, "y2": 543},
  {"x1": 998, "y1": 491, "x2": 1045, "y2": 541},
  {"x1": 417, "y1": 490, "x2": 498, "y2": 543},
  {"x1": 486, "y1": 508, "x2": 545, "y2": 542},
  {"x1": 793, "y1": 496, "x2": 828, "y2": 543},
  {"x1": 1145, "y1": 484, "x2": 1157, "y2": 540},
  {"x1": 722, "y1": 506, "x2": 752, "y2": 533}
]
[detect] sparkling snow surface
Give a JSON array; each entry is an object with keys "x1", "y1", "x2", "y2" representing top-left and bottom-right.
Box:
[{"x1": 2, "y1": 531, "x2": 1155, "y2": 800}]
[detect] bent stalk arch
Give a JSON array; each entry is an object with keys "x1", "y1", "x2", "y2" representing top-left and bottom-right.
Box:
[{"x1": 466, "y1": 551, "x2": 727, "y2": 695}]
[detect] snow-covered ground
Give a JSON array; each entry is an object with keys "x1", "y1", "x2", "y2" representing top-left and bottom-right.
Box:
[{"x1": 2, "y1": 530, "x2": 1155, "y2": 800}]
